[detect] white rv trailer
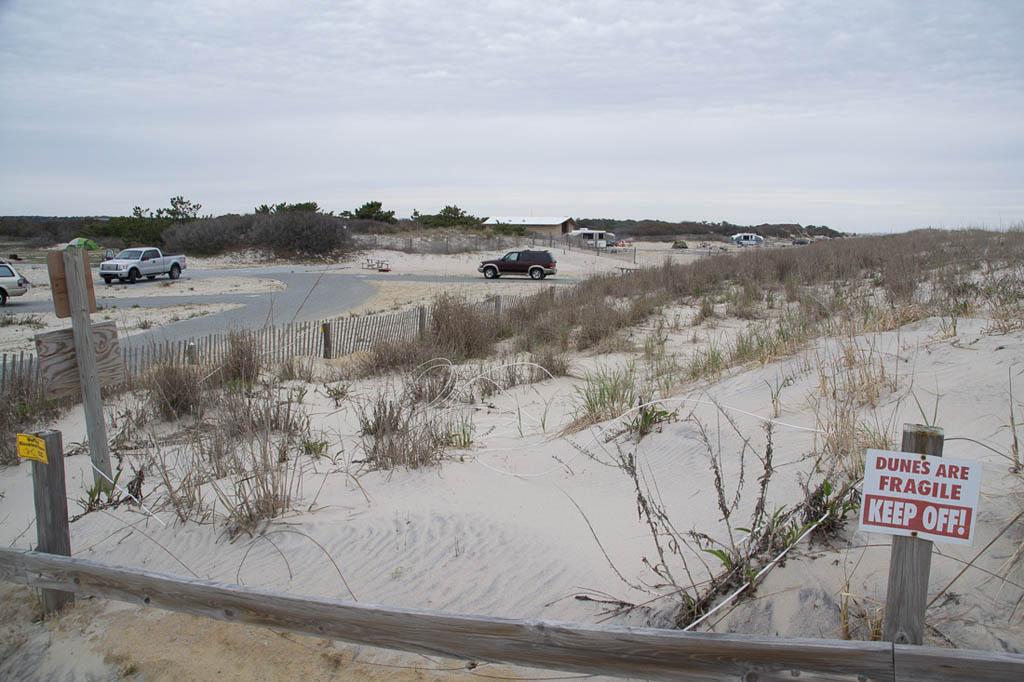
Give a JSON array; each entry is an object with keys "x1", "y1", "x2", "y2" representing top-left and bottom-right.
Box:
[
  {"x1": 568, "y1": 228, "x2": 613, "y2": 248},
  {"x1": 730, "y1": 233, "x2": 764, "y2": 246}
]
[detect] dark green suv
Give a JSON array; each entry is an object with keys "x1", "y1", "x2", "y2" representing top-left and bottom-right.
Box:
[{"x1": 478, "y1": 250, "x2": 557, "y2": 280}]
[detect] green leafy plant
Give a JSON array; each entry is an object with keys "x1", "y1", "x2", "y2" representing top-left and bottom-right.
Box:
[
  {"x1": 323, "y1": 382, "x2": 350, "y2": 407},
  {"x1": 302, "y1": 438, "x2": 329, "y2": 459},
  {"x1": 77, "y1": 470, "x2": 122, "y2": 515},
  {"x1": 624, "y1": 399, "x2": 677, "y2": 439}
]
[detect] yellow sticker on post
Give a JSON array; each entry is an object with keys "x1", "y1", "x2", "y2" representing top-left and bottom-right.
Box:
[{"x1": 17, "y1": 433, "x2": 48, "y2": 464}]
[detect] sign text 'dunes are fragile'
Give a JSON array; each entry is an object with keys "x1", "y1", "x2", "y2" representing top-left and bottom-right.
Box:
[{"x1": 859, "y1": 449, "x2": 982, "y2": 546}]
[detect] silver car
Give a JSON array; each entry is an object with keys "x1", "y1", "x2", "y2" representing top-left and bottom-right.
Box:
[{"x1": 0, "y1": 261, "x2": 30, "y2": 305}]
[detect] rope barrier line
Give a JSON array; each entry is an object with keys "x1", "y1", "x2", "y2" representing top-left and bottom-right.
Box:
[
  {"x1": 683, "y1": 507, "x2": 831, "y2": 632},
  {"x1": 469, "y1": 394, "x2": 826, "y2": 480},
  {"x1": 90, "y1": 463, "x2": 167, "y2": 527}
]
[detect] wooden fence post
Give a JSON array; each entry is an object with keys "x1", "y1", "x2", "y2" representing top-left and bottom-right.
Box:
[
  {"x1": 62, "y1": 249, "x2": 113, "y2": 487},
  {"x1": 30, "y1": 429, "x2": 74, "y2": 614},
  {"x1": 883, "y1": 423, "x2": 944, "y2": 644},
  {"x1": 186, "y1": 342, "x2": 197, "y2": 365},
  {"x1": 418, "y1": 306, "x2": 427, "y2": 336},
  {"x1": 494, "y1": 296, "x2": 502, "y2": 315},
  {"x1": 322, "y1": 322, "x2": 333, "y2": 360}
]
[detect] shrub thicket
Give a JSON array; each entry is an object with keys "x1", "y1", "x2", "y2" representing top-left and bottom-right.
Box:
[
  {"x1": 249, "y1": 211, "x2": 352, "y2": 257},
  {"x1": 163, "y1": 214, "x2": 253, "y2": 255}
]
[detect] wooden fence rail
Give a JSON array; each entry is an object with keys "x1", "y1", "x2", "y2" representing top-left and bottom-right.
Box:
[{"x1": 1, "y1": 548, "x2": 1021, "y2": 682}]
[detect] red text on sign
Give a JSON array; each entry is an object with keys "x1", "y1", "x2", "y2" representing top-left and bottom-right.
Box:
[
  {"x1": 876, "y1": 475, "x2": 962, "y2": 500},
  {"x1": 861, "y1": 494, "x2": 973, "y2": 539}
]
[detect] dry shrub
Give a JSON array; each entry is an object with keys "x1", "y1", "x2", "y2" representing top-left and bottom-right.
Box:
[
  {"x1": 0, "y1": 372, "x2": 63, "y2": 465},
  {"x1": 427, "y1": 293, "x2": 500, "y2": 360},
  {"x1": 146, "y1": 363, "x2": 206, "y2": 421},
  {"x1": 404, "y1": 361, "x2": 459, "y2": 405},
  {"x1": 221, "y1": 330, "x2": 262, "y2": 385},
  {"x1": 726, "y1": 281, "x2": 762, "y2": 319},
  {"x1": 277, "y1": 356, "x2": 317, "y2": 382},
  {"x1": 215, "y1": 433, "x2": 302, "y2": 538},
  {"x1": 531, "y1": 348, "x2": 570, "y2": 378},
  {"x1": 576, "y1": 303, "x2": 629, "y2": 350},
  {"x1": 692, "y1": 297, "x2": 716, "y2": 325},
  {"x1": 362, "y1": 338, "x2": 440, "y2": 375},
  {"x1": 357, "y1": 392, "x2": 450, "y2": 469},
  {"x1": 154, "y1": 381, "x2": 309, "y2": 535},
  {"x1": 220, "y1": 383, "x2": 308, "y2": 442}
]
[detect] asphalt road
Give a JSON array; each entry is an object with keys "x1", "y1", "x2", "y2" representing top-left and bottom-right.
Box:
[{"x1": 10, "y1": 265, "x2": 563, "y2": 349}]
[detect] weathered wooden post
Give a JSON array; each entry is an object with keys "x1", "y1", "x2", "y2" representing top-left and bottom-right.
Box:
[
  {"x1": 321, "y1": 322, "x2": 333, "y2": 360},
  {"x1": 61, "y1": 248, "x2": 113, "y2": 487},
  {"x1": 21, "y1": 430, "x2": 74, "y2": 613},
  {"x1": 418, "y1": 306, "x2": 427, "y2": 336},
  {"x1": 882, "y1": 424, "x2": 944, "y2": 644},
  {"x1": 493, "y1": 296, "x2": 502, "y2": 315},
  {"x1": 186, "y1": 342, "x2": 198, "y2": 365}
]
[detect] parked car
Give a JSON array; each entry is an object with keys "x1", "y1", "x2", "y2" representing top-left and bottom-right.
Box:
[
  {"x1": 791, "y1": 237, "x2": 811, "y2": 245},
  {"x1": 478, "y1": 250, "x2": 557, "y2": 280},
  {"x1": 99, "y1": 247, "x2": 186, "y2": 284},
  {"x1": 0, "y1": 260, "x2": 30, "y2": 305},
  {"x1": 672, "y1": 240, "x2": 688, "y2": 249}
]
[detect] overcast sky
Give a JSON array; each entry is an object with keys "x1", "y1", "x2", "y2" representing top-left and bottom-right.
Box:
[{"x1": 2, "y1": 1, "x2": 1022, "y2": 233}]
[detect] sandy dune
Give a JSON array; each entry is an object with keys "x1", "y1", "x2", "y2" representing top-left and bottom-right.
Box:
[{"x1": 1, "y1": 243, "x2": 1021, "y2": 680}]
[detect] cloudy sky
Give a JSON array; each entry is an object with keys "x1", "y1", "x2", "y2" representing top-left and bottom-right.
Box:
[{"x1": 1, "y1": 1, "x2": 1022, "y2": 232}]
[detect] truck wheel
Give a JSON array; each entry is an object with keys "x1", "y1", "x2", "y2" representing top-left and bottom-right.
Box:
[
  {"x1": 169, "y1": 264, "x2": 181, "y2": 280},
  {"x1": 102, "y1": 276, "x2": 113, "y2": 285},
  {"x1": 483, "y1": 266, "x2": 498, "y2": 279},
  {"x1": 0, "y1": 290, "x2": 7, "y2": 306},
  {"x1": 127, "y1": 269, "x2": 139, "y2": 284},
  {"x1": 529, "y1": 267, "x2": 545, "y2": 280}
]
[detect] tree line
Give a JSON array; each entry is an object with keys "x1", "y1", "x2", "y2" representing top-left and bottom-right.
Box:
[{"x1": 0, "y1": 196, "x2": 841, "y2": 257}]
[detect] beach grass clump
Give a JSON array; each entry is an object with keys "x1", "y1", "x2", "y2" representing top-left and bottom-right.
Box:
[
  {"x1": 427, "y1": 293, "x2": 503, "y2": 360},
  {"x1": 276, "y1": 356, "x2": 317, "y2": 382},
  {"x1": 357, "y1": 391, "x2": 451, "y2": 469},
  {"x1": 146, "y1": 363, "x2": 206, "y2": 421},
  {"x1": 214, "y1": 432, "x2": 302, "y2": 538},
  {"x1": 531, "y1": 348, "x2": 571, "y2": 378},
  {"x1": 687, "y1": 341, "x2": 728, "y2": 382},
  {"x1": 220, "y1": 330, "x2": 262, "y2": 386},
  {"x1": 567, "y1": 364, "x2": 641, "y2": 432},
  {"x1": 151, "y1": 377, "x2": 311, "y2": 534},
  {"x1": 404, "y1": 361, "x2": 460, "y2": 405}
]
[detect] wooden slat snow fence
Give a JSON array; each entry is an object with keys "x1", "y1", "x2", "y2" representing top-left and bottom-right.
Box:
[
  {"x1": 0, "y1": 548, "x2": 1020, "y2": 682},
  {"x1": 0, "y1": 294, "x2": 536, "y2": 392}
]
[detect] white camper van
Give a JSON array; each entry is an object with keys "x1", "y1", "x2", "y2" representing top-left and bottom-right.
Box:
[
  {"x1": 569, "y1": 229, "x2": 610, "y2": 248},
  {"x1": 730, "y1": 233, "x2": 764, "y2": 247}
]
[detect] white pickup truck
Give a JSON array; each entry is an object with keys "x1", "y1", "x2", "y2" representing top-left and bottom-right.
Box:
[{"x1": 99, "y1": 247, "x2": 187, "y2": 284}]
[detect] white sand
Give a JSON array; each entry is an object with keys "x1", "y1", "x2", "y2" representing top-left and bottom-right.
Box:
[{"x1": 1, "y1": 245, "x2": 1022, "y2": 680}]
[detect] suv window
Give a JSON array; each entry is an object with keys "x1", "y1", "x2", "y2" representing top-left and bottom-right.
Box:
[
  {"x1": 0, "y1": 265, "x2": 12, "y2": 277},
  {"x1": 503, "y1": 252, "x2": 519, "y2": 262}
]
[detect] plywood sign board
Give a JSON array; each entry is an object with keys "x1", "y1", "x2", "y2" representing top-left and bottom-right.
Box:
[
  {"x1": 34, "y1": 320, "x2": 123, "y2": 399},
  {"x1": 859, "y1": 448, "x2": 982, "y2": 546},
  {"x1": 47, "y1": 249, "x2": 97, "y2": 319}
]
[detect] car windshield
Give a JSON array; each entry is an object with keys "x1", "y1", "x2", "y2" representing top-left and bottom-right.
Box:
[{"x1": 115, "y1": 250, "x2": 143, "y2": 259}]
